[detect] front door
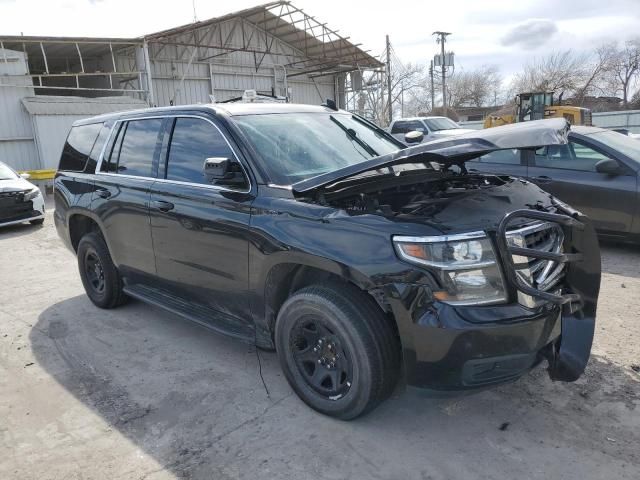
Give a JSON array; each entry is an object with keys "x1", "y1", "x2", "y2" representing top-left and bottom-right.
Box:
[
  {"x1": 148, "y1": 115, "x2": 254, "y2": 325},
  {"x1": 527, "y1": 139, "x2": 636, "y2": 235}
]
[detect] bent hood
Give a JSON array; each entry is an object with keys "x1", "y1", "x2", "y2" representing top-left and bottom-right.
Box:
[{"x1": 293, "y1": 118, "x2": 569, "y2": 194}]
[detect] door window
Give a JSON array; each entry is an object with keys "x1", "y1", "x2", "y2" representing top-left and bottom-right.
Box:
[
  {"x1": 473, "y1": 149, "x2": 522, "y2": 164},
  {"x1": 102, "y1": 119, "x2": 163, "y2": 177},
  {"x1": 165, "y1": 117, "x2": 248, "y2": 190},
  {"x1": 535, "y1": 141, "x2": 609, "y2": 172}
]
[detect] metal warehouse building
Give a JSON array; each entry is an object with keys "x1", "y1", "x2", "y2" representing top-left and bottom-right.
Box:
[{"x1": 0, "y1": 1, "x2": 382, "y2": 176}]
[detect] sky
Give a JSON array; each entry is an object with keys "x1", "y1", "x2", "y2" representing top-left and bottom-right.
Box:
[{"x1": 1, "y1": 0, "x2": 640, "y2": 79}]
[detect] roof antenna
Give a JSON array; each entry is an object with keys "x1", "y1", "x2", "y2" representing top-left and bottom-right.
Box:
[
  {"x1": 322, "y1": 98, "x2": 338, "y2": 111},
  {"x1": 192, "y1": 0, "x2": 198, "y2": 22}
]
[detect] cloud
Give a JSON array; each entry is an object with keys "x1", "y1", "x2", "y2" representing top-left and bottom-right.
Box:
[{"x1": 500, "y1": 18, "x2": 558, "y2": 50}]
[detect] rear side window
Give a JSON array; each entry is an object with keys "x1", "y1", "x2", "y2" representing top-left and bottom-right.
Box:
[
  {"x1": 165, "y1": 117, "x2": 247, "y2": 189},
  {"x1": 103, "y1": 118, "x2": 163, "y2": 177},
  {"x1": 59, "y1": 123, "x2": 102, "y2": 172}
]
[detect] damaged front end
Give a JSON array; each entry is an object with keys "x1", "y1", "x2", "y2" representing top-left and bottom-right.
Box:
[
  {"x1": 290, "y1": 117, "x2": 601, "y2": 388},
  {"x1": 497, "y1": 205, "x2": 601, "y2": 382}
]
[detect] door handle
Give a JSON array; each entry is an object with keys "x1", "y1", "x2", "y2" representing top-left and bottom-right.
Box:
[
  {"x1": 151, "y1": 200, "x2": 175, "y2": 212},
  {"x1": 95, "y1": 189, "x2": 111, "y2": 199},
  {"x1": 534, "y1": 175, "x2": 552, "y2": 184}
]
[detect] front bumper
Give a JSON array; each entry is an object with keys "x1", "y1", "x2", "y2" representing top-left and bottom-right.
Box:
[
  {"x1": 0, "y1": 192, "x2": 45, "y2": 228},
  {"x1": 385, "y1": 206, "x2": 601, "y2": 390}
]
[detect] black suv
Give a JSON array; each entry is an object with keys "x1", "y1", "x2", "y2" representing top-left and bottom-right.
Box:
[{"x1": 54, "y1": 104, "x2": 601, "y2": 419}]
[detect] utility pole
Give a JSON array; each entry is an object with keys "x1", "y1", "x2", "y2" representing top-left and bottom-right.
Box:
[
  {"x1": 433, "y1": 31, "x2": 451, "y2": 111},
  {"x1": 385, "y1": 34, "x2": 392, "y2": 125},
  {"x1": 429, "y1": 60, "x2": 435, "y2": 111}
]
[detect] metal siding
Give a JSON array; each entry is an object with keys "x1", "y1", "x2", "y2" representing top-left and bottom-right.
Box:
[
  {"x1": 592, "y1": 110, "x2": 640, "y2": 133},
  {"x1": 147, "y1": 20, "x2": 337, "y2": 107},
  {"x1": 0, "y1": 49, "x2": 39, "y2": 170},
  {"x1": 31, "y1": 115, "x2": 86, "y2": 170}
]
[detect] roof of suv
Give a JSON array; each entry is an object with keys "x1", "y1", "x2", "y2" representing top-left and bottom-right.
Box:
[{"x1": 73, "y1": 102, "x2": 344, "y2": 126}]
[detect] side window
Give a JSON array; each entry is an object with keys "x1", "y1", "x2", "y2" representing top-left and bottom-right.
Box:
[
  {"x1": 474, "y1": 149, "x2": 522, "y2": 165},
  {"x1": 85, "y1": 123, "x2": 111, "y2": 173},
  {"x1": 166, "y1": 117, "x2": 248, "y2": 190},
  {"x1": 391, "y1": 121, "x2": 407, "y2": 134},
  {"x1": 59, "y1": 123, "x2": 102, "y2": 172},
  {"x1": 535, "y1": 142, "x2": 608, "y2": 172},
  {"x1": 106, "y1": 119, "x2": 163, "y2": 177}
]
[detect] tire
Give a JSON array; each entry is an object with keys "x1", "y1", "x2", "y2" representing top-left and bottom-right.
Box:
[
  {"x1": 77, "y1": 232, "x2": 128, "y2": 309},
  {"x1": 30, "y1": 218, "x2": 44, "y2": 225},
  {"x1": 275, "y1": 283, "x2": 400, "y2": 420}
]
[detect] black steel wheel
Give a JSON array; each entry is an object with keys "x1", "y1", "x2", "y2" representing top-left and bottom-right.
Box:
[
  {"x1": 83, "y1": 249, "x2": 106, "y2": 295},
  {"x1": 275, "y1": 283, "x2": 400, "y2": 420},
  {"x1": 290, "y1": 317, "x2": 353, "y2": 400},
  {"x1": 77, "y1": 232, "x2": 128, "y2": 309}
]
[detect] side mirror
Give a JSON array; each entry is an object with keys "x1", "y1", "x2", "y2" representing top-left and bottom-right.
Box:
[
  {"x1": 404, "y1": 130, "x2": 424, "y2": 144},
  {"x1": 20, "y1": 172, "x2": 31, "y2": 180},
  {"x1": 595, "y1": 158, "x2": 621, "y2": 175},
  {"x1": 203, "y1": 157, "x2": 230, "y2": 183}
]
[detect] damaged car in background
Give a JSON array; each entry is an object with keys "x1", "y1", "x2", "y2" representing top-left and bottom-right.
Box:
[{"x1": 54, "y1": 103, "x2": 601, "y2": 420}]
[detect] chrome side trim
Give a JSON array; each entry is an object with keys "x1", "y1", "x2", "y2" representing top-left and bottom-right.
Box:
[{"x1": 94, "y1": 114, "x2": 252, "y2": 194}]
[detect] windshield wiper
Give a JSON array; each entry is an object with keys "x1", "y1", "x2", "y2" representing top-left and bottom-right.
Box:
[
  {"x1": 350, "y1": 115, "x2": 406, "y2": 148},
  {"x1": 330, "y1": 115, "x2": 379, "y2": 157}
]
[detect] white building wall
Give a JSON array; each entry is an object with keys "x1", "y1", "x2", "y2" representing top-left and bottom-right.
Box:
[{"x1": 0, "y1": 49, "x2": 39, "y2": 170}]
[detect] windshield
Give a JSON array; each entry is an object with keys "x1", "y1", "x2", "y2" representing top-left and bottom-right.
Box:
[
  {"x1": 588, "y1": 130, "x2": 640, "y2": 164},
  {"x1": 233, "y1": 113, "x2": 402, "y2": 184},
  {"x1": 424, "y1": 117, "x2": 459, "y2": 131},
  {"x1": 0, "y1": 163, "x2": 18, "y2": 180}
]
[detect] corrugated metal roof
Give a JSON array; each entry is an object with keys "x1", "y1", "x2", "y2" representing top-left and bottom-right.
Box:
[
  {"x1": 146, "y1": 1, "x2": 383, "y2": 74},
  {"x1": 21, "y1": 96, "x2": 147, "y2": 116}
]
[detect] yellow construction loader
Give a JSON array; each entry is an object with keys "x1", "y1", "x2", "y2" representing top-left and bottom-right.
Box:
[{"x1": 483, "y1": 92, "x2": 592, "y2": 128}]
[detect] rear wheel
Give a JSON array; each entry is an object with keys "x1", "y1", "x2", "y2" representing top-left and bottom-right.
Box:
[
  {"x1": 275, "y1": 283, "x2": 400, "y2": 420},
  {"x1": 30, "y1": 218, "x2": 44, "y2": 225},
  {"x1": 77, "y1": 232, "x2": 127, "y2": 309}
]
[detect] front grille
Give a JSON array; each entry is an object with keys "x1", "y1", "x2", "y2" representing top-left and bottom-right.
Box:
[
  {"x1": 506, "y1": 222, "x2": 565, "y2": 306},
  {"x1": 0, "y1": 190, "x2": 34, "y2": 222}
]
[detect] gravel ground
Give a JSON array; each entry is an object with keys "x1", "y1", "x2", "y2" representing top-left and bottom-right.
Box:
[{"x1": 0, "y1": 208, "x2": 638, "y2": 480}]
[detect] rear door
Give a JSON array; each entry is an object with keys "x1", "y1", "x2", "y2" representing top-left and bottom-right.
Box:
[
  {"x1": 92, "y1": 117, "x2": 165, "y2": 280},
  {"x1": 148, "y1": 115, "x2": 254, "y2": 326},
  {"x1": 527, "y1": 139, "x2": 636, "y2": 235}
]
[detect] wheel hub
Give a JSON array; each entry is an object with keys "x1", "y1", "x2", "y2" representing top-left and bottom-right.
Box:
[
  {"x1": 314, "y1": 337, "x2": 339, "y2": 368},
  {"x1": 290, "y1": 319, "x2": 352, "y2": 399}
]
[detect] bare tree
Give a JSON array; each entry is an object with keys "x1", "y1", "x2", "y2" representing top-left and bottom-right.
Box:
[
  {"x1": 511, "y1": 50, "x2": 590, "y2": 95},
  {"x1": 603, "y1": 39, "x2": 640, "y2": 106},
  {"x1": 444, "y1": 65, "x2": 502, "y2": 108},
  {"x1": 357, "y1": 63, "x2": 424, "y2": 126}
]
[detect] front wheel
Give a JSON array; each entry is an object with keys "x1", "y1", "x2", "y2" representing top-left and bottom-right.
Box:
[
  {"x1": 275, "y1": 283, "x2": 400, "y2": 420},
  {"x1": 30, "y1": 218, "x2": 44, "y2": 225}
]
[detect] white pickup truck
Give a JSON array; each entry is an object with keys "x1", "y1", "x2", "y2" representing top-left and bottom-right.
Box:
[{"x1": 388, "y1": 116, "x2": 475, "y2": 144}]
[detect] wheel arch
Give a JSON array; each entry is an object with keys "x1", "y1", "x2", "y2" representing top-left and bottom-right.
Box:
[{"x1": 259, "y1": 256, "x2": 393, "y2": 343}]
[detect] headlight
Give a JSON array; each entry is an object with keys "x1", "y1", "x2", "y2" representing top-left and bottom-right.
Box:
[
  {"x1": 393, "y1": 232, "x2": 507, "y2": 305},
  {"x1": 24, "y1": 188, "x2": 41, "y2": 201}
]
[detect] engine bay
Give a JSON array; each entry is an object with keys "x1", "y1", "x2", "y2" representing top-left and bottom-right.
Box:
[{"x1": 320, "y1": 172, "x2": 510, "y2": 218}]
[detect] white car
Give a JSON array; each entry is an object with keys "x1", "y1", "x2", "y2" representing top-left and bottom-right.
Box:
[
  {"x1": 388, "y1": 116, "x2": 475, "y2": 144},
  {"x1": 0, "y1": 161, "x2": 45, "y2": 227}
]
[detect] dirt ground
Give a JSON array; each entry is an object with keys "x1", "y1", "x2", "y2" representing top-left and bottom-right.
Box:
[{"x1": 0, "y1": 208, "x2": 638, "y2": 480}]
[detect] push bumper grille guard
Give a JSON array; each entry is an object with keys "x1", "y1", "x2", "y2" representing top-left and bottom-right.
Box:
[{"x1": 495, "y1": 208, "x2": 601, "y2": 382}]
